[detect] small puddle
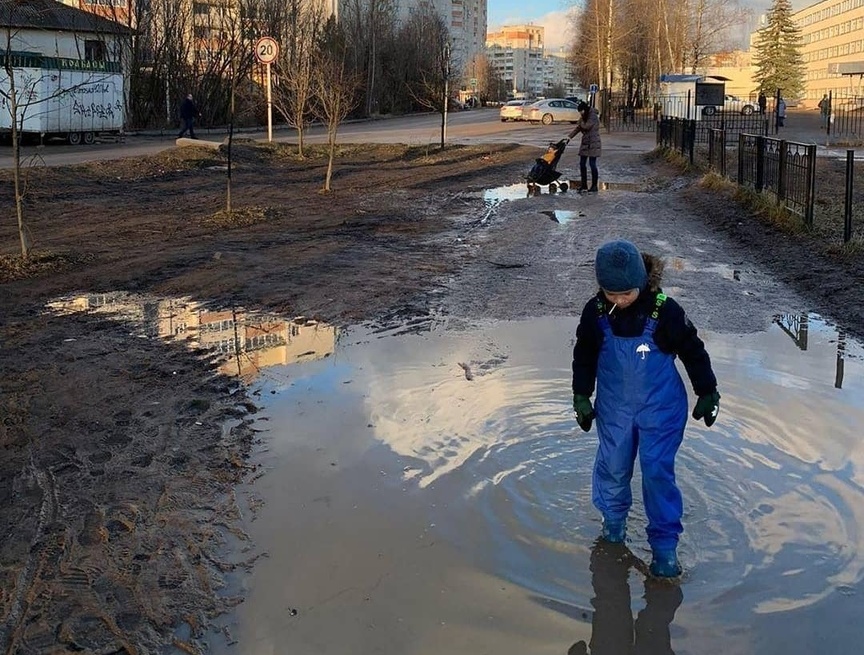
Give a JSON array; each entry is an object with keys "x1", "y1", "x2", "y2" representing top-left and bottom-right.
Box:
[
  {"x1": 483, "y1": 182, "x2": 531, "y2": 205},
  {"x1": 46, "y1": 291, "x2": 337, "y2": 382},
  {"x1": 541, "y1": 209, "x2": 585, "y2": 223},
  {"x1": 211, "y1": 312, "x2": 864, "y2": 654}
]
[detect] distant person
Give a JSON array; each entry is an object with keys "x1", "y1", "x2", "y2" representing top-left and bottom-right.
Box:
[
  {"x1": 565, "y1": 100, "x2": 601, "y2": 193},
  {"x1": 571, "y1": 240, "x2": 720, "y2": 578},
  {"x1": 818, "y1": 94, "x2": 831, "y2": 129},
  {"x1": 777, "y1": 96, "x2": 787, "y2": 128},
  {"x1": 758, "y1": 90, "x2": 767, "y2": 115},
  {"x1": 178, "y1": 94, "x2": 199, "y2": 139}
]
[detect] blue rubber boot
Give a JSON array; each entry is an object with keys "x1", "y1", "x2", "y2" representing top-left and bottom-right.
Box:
[
  {"x1": 649, "y1": 549, "x2": 682, "y2": 578},
  {"x1": 601, "y1": 519, "x2": 626, "y2": 543}
]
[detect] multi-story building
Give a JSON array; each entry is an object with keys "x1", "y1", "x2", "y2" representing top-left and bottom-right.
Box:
[
  {"x1": 395, "y1": 0, "x2": 487, "y2": 85},
  {"x1": 749, "y1": 0, "x2": 864, "y2": 108},
  {"x1": 486, "y1": 25, "x2": 578, "y2": 98},
  {"x1": 486, "y1": 25, "x2": 545, "y2": 96},
  {"x1": 543, "y1": 48, "x2": 579, "y2": 96}
]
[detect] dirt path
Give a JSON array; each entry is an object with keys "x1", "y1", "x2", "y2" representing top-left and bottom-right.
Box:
[{"x1": 1, "y1": 139, "x2": 863, "y2": 653}]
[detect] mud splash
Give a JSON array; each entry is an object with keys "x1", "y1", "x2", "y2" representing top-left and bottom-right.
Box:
[{"x1": 217, "y1": 313, "x2": 864, "y2": 654}]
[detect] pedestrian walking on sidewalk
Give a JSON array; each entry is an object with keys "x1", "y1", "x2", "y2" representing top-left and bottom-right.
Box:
[{"x1": 178, "y1": 94, "x2": 200, "y2": 139}]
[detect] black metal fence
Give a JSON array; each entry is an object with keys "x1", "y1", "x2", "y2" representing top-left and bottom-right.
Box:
[
  {"x1": 707, "y1": 128, "x2": 727, "y2": 177},
  {"x1": 656, "y1": 118, "x2": 696, "y2": 163},
  {"x1": 736, "y1": 133, "x2": 817, "y2": 226},
  {"x1": 599, "y1": 90, "x2": 770, "y2": 139}
]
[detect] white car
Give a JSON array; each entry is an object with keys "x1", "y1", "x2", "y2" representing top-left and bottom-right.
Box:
[
  {"x1": 523, "y1": 98, "x2": 582, "y2": 125},
  {"x1": 499, "y1": 100, "x2": 528, "y2": 121},
  {"x1": 703, "y1": 94, "x2": 760, "y2": 116}
]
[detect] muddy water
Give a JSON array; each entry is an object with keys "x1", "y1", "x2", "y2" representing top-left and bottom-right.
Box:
[{"x1": 218, "y1": 315, "x2": 864, "y2": 655}]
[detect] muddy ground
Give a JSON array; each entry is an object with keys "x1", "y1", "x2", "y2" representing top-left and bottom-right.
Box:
[{"x1": 1, "y1": 139, "x2": 863, "y2": 654}]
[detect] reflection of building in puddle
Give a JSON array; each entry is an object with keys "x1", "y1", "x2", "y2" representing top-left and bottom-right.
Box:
[
  {"x1": 47, "y1": 292, "x2": 337, "y2": 382},
  {"x1": 774, "y1": 313, "x2": 848, "y2": 389}
]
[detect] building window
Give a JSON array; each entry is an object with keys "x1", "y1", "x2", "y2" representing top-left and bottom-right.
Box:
[
  {"x1": 193, "y1": 2, "x2": 210, "y2": 14},
  {"x1": 84, "y1": 40, "x2": 106, "y2": 62}
]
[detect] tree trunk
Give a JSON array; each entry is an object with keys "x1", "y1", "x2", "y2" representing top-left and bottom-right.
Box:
[
  {"x1": 7, "y1": 66, "x2": 29, "y2": 259},
  {"x1": 325, "y1": 125, "x2": 336, "y2": 191}
]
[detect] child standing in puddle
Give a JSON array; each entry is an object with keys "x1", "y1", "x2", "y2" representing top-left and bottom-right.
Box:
[{"x1": 571, "y1": 239, "x2": 720, "y2": 578}]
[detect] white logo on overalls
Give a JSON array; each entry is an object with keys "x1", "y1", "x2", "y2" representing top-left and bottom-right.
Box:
[{"x1": 637, "y1": 343, "x2": 650, "y2": 360}]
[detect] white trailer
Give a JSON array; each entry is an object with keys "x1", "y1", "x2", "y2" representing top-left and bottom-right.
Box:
[
  {"x1": 1, "y1": 59, "x2": 124, "y2": 145},
  {"x1": 658, "y1": 74, "x2": 727, "y2": 120}
]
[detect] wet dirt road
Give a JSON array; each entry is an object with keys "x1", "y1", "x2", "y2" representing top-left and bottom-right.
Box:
[
  {"x1": 194, "y1": 151, "x2": 864, "y2": 654},
  {"x1": 7, "y1": 130, "x2": 864, "y2": 654}
]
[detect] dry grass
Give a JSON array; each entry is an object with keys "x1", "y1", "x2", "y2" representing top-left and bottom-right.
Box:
[
  {"x1": 201, "y1": 205, "x2": 274, "y2": 229},
  {"x1": 0, "y1": 250, "x2": 95, "y2": 284}
]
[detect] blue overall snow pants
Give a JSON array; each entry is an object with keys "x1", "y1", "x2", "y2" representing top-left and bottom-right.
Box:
[{"x1": 593, "y1": 312, "x2": 688, "y2": 551}]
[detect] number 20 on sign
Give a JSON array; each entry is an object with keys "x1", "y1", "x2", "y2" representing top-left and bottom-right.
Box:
[{"x1": 255, "y1": 37, "x2": 279, "y2": 141}]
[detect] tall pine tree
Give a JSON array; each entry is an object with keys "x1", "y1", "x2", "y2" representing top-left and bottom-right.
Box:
[{"x1": 752, "y1": 0, "x2": 806, "y2": 99}]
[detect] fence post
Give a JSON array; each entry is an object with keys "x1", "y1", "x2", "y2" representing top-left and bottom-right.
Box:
[
  {"x1": 688, "y1": 120, "x2": 695, "y2": 165},
  {"x1": 777, "y1": 140, "x2": 788, "y2": 206},
  {"x1": 737, "y1": 132, "x2": 745, "y2": 185},
  {"x1": 845, "y1": 149, "x2": 854, "y2": 243},
  {"x1": 805, "y1": 144, "x2": 817, "y2": 229},
  {"x1": 755, "y1": 135, "x2": 765, "y2": 192},
  {"x1": 720, "y1": 129, "x2": 727, "y2": 177}
]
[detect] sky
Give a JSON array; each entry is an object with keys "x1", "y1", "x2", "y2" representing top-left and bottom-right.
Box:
[{"x1": 487, "y1": 0, "x2": 814, "y2": 53}]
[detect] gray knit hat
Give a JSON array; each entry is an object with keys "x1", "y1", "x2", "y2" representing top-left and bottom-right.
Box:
[{"x1": 595, "y1": 240, "x2": 647, "y2": 292}]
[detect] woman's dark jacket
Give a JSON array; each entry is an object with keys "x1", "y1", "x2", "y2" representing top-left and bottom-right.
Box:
[{"x1": 572, "y1": 254, "x2": 717, "y2": 398}]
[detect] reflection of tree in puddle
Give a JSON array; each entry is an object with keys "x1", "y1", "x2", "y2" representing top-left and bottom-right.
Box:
[
  {"x1": 774, "y1": 313, "x2": 847, "y2": 389},
  {"x1": 47, "y1": 292, "x2": 337, "y2": 382}
]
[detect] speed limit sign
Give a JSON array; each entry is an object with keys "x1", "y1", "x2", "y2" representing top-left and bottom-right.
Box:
[{"x1": 255, "y1": 36, "x2": 279, "y2": 64}]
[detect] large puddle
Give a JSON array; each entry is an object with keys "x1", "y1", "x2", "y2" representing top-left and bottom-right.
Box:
[
  {"x1": 46, "y1": 294, "x2": 864, "y2": 653},
  {"x1": 211, "y1": 313, "x2": 864, "y2": 655}
]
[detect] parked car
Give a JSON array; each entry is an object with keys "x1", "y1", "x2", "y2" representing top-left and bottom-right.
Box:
[
  {"x1": 523, "y1": 98, "x2": 582, "y2": 125},
  {"x1": 499, "y1": 100, "x2": 529, "y2": 121},
  {"x1": 702, "y1": 94, "x2": 759, "y2": 116}
]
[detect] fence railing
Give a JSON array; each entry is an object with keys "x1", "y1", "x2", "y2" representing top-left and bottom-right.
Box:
[
  {"x1": 736, "y1": 133, "x2": 817, "y2": 226},
  {"x1": 707, "y1": 128, "x2": 726, "y2": 177},
  {"x1": 656, "y1": 118, "x2": 696, "y2": 163}
]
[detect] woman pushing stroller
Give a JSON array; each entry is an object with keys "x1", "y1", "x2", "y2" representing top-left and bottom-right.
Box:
[{"x1": 565, "y1": 101, "x2": 601, "y2": 193}]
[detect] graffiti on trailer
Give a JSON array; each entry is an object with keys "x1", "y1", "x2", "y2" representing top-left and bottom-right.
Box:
[
  {"x1": 60, "y1": 83, "x2": 113, "y2": 98},
  {"x1": 72, "y1": 98, "x2": 121, "y2": 120}
]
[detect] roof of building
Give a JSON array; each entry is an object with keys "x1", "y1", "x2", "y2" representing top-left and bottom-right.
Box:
[{"x1": 0, "y1": 0, "x2": 130, "y2": 34}]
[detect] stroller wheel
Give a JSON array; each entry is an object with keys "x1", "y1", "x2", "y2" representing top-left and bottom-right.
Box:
[
  {"x1": 549, "y1": 182, "x2": 557, "y2": 194},
  {"x1": 560, "y1": 182, "x2": 569, "y2": 193}
]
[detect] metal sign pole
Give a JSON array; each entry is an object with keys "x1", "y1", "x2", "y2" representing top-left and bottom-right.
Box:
[{"x1": 266, "y1": 62, "x2": 273, "y2": 142}]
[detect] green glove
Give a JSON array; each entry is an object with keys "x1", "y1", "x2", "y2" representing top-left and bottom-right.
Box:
[
  {"x1": 573, "y1": 394, "x2": 595, "y2": 432},
  {"x1": 692, "y1": 391, "x2": 721, "y2": 427}
]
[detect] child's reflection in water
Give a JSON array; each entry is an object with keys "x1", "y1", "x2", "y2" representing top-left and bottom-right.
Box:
[{"x1": 568, "y1": 541, "x2": 683, "y2": 655}]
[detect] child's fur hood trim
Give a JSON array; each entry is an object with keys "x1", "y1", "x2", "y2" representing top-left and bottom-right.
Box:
[{"x1": 643, "y1": 253, "x2": 664, "y2": 292}]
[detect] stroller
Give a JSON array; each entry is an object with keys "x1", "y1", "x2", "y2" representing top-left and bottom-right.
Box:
[{"x1": 526, "y1": 138, "x2": 570, "y2": 195}]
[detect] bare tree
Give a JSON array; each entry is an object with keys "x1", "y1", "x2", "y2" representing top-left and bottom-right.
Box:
[
  {"x1": 272, "y1": 0, "x2": 325, "y2": 157},
  {"x1": 312, "y1": 17, "x2": 360, "y2": 192},
  {"x1": 340, "y1": 0, "x2": 396, "y2": 116},
  {"x1": 402, "y1": 7, "x2": 455, "y2": 149}
]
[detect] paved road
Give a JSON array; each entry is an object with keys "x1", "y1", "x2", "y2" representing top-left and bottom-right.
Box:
[{"x1": 0, "y1": 109, "x2": 657, "y2": 169}]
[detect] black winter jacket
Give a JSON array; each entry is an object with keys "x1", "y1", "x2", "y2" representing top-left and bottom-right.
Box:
[{"x1": 572, "y1": 254, "x2": 718, "y2": 398}]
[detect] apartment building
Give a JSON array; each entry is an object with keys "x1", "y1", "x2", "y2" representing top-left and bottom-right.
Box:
[
  {"x1": 396, "y1": 0, "x2": 487, "y2": 84},
  {"x1": 748, "y1": 0, "x2": 864, "y2": 108},
  {"x1": 486, "y1": 25, "x2": 577, "y2": 98}
]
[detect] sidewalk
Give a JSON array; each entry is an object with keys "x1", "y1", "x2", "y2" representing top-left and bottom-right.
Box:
[{"x1": 775, "y1": 108, "x2": 863, "y2": 158}]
